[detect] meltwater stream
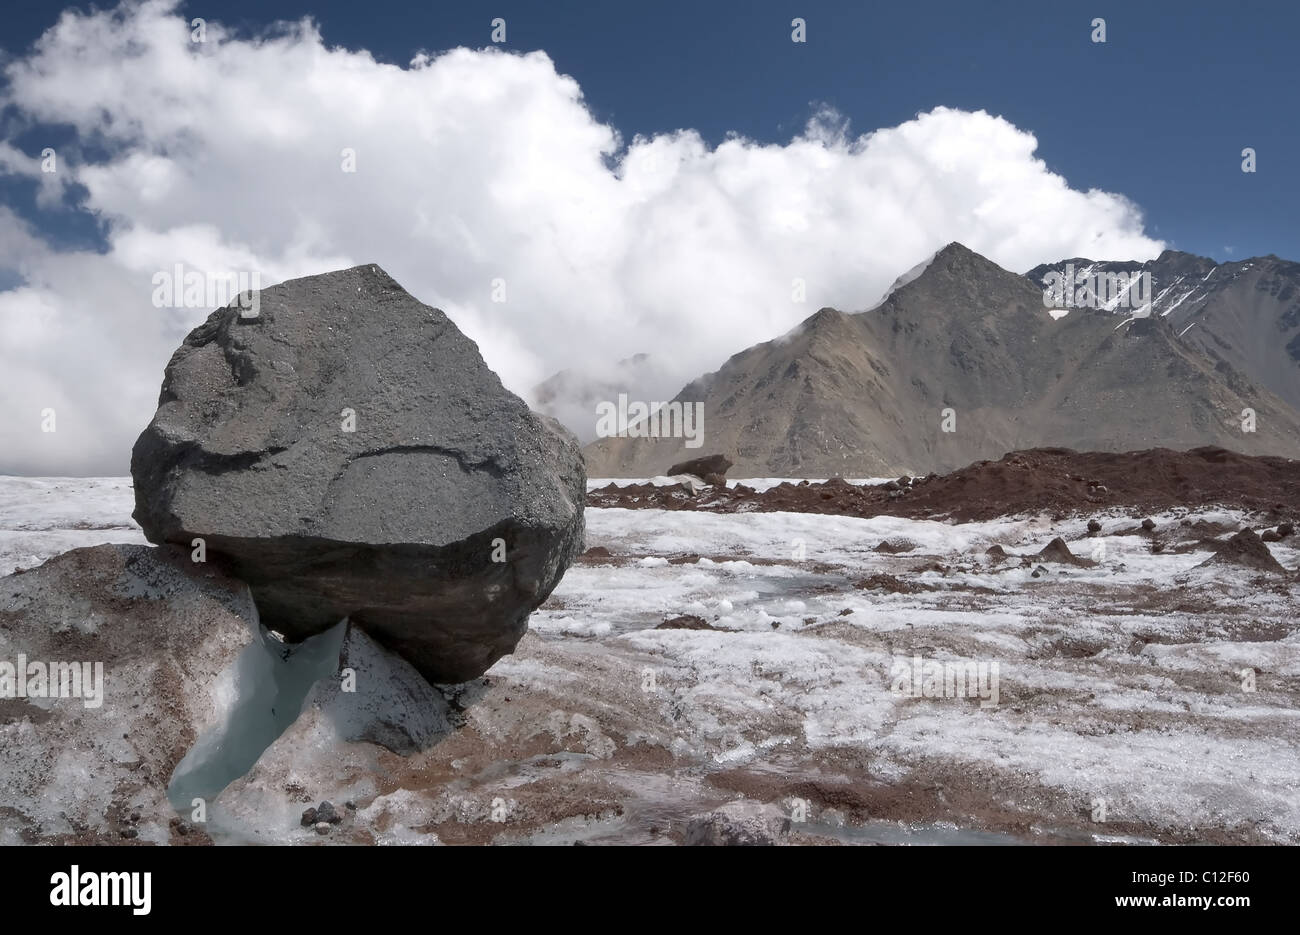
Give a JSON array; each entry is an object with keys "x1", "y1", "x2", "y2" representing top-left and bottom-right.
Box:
[{"x1": 167, "y1": 619, "x2": 348, "y2": 813}]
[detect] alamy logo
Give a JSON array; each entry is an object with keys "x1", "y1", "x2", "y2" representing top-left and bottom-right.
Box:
[
  {"x1": 0, "y1": 656, "x2": 104, "y2": 709},
  {"x1": 151, "y1": 263, "x2": 262, "y2": 317},
  {"x1": 890, "y1": 655, "x2": 1000, "y2": 708},
  {"x1": 595, "y1": 394, "x2": 705, "y2": 448},
  {"x1": 1041, "y1": 265, "x2": 1152, "y2": 311},
  {"x1": 50, "y1": 866, "x2": 151, "y2": 915}
]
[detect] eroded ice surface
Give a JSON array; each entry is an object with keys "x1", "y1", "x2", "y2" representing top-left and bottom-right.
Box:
[
  {"x1": 0, "y1": 476, "x2": 144, "y2": 576},
  {"x1": 3, "y1": 476, "x2": 1297, "y2": 845}
]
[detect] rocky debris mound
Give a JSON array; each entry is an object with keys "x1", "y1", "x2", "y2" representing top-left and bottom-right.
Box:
[
  {"x1": 1195, "y1": 529, "x2": 1289, "y2": 574},
  {"x1": 873, "y1": 538, "x2": 919, "y2": 554},
  {"x1": 667, "y1": 454, "x2": 733, "y2": 481},
  {"x1": 588, "y1": 446, "x2": 1300, "y2": 523},
  {"x1": 301, "y1": 801, "x2": 343, "y2": 829},
  {"x1": 855, "y1": 572, "x2": 924, "y2": 594},
  {"x1": 1261, "y1": 522, "x2": 1294, "y2": 542},
  {"x1": 1034, "y1": 537, "x2": 1098, "y2": 567},
  {"x1": 1108, "y1": 523, "x2": 1146, "y2": 537},
  {"x1": 656, "y1": 614, "x2": 720, "y2": 631},
  {"x1": 685, "y1": 800, "x2": 791, "y2": 846},
  {"x1": 1181, "y1": 518, "x2": 1242, "y2": 538},
  {"x1": 0, "y1": 545, "x2": 253, "y2": 844},
  {"x1": 1159, "y1": 518, "x2": 1243, "y2": 554},
  {"x1": 131, "y1": 264, "x2": 585, "y2": 684},
  {"x1": 579, "y1": 545, "x2": 613, "y2": 562},
  {"x1": 656, "y1": 474, "x2": 708, "y2": 494}
]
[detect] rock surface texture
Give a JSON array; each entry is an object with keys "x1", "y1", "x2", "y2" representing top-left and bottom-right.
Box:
[{"x1": 132, "y1": 264, "x2": 585, "y2": 684}]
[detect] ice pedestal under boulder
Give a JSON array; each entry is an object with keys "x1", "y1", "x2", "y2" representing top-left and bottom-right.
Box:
[
  {"x1": 166, "y1": 620, "x2": 348, "y2": 812},
  {"x1": 131, "y1": 263, "x2": 585, "y2": 684},
  {"x1": 195, "y1": 622, "x2": 456, "y2": 843}
]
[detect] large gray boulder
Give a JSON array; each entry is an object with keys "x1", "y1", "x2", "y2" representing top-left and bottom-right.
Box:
[{"x1": 131, "y1": 264, "x2": 585, "y2": 684}]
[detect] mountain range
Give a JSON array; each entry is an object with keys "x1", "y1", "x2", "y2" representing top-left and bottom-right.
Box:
[{"x1": 572, "y1": 243, "x2": 1300, "y2": 476}]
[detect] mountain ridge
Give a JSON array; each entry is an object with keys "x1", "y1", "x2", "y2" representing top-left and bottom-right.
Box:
[{"x1": 583, "y1": 243, "x2": 1300, "y2": 476}]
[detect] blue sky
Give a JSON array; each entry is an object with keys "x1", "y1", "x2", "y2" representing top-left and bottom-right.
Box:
[{"x1": 3, "y1": 0, "x2": 1296, "y2": 263}]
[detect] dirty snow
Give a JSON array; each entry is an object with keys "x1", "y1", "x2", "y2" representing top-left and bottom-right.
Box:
[{"x1": 2, "y1": 476, "x2": 1297, "y2": 844}]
